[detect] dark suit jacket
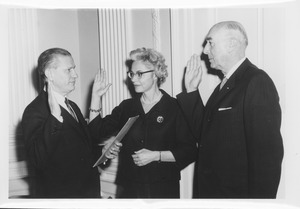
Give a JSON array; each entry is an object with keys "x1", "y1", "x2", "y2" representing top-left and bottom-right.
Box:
[
  {"x1": 177, "y1": 58, "x2": 284, "y2": 198},
  {"x1": 22, "y1": 91, "x2": 100, "y2": 198},
  {"x1": 89, "y1": 90, "x2": 197, "y2": 197}
]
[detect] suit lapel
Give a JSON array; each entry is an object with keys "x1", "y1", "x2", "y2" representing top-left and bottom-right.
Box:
[
  {"x1": 206, "y1": 59, "x2": 250, "y2": 111},
  {"x1": 205, "y1": 84, "x2": 221, "y2": 110},
  {"x1": 208, "y1": 76, "x2": 236, "y2": 110},
  {"x1": 69, "y1": 100, "x2": 93, "y2": 147},
  {"x1": 61, "y1": 107, "x2": 79, "y2": 126},
  {"x1": 41, "y1": 90, "x2": 91, "y2": 146},
  {"x1": 60, "y1": 103, "x2": 91, "y2": 146}
]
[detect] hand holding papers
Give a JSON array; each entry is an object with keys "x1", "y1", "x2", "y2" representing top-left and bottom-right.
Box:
[
  {"x1": 93, "y1": 115, "x2": 139, "y2": 167},
  {"x1": 101, "y1": 136, "x2": 122, "y2": 162}
]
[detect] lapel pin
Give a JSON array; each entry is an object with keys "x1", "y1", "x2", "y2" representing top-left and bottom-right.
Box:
[{"x1": 157, "y1": 116, "x2": 164, "y2": 123}]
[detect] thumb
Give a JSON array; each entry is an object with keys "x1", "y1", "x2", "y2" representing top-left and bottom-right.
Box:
[{"x1": 134, "y1": 149, "x2": 144, "y2": 154}]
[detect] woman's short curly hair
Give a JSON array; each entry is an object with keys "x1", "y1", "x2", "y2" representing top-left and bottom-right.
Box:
[{"x1": 129, "y1": 47, "x2": 168, "y2": 87}]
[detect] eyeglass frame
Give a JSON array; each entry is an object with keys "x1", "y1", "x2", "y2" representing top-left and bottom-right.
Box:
[{"x1": 127, "y1": 70, "x2": 154, "y2": 79}]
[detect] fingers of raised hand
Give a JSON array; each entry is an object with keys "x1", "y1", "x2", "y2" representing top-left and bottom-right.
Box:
[
  {"x1": 190, "y1": 54, "x2": 201, "y2": 70},
  {"x1": 188, "y1": 57, "x2": 203, "y2": 81},
  {"x1": 94, "y1": 68, "x2": 105, "y2": 82},
  {"x1": 47, "y1": 82, "x2": 61, "y2": 115},
  {"x1": 94, "y1": 69, "x2": 101, "y2": 82},
  {"x1": 100, "y1": 68, "x2": 106, "y2": 82}
]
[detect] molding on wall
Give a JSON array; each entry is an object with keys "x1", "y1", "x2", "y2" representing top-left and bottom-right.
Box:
[
  {"x1": 98, "y1": 9, "x2": 130, "y2": 117},
  {"x1": 151, "y1": 9, "x2": 161, "y2": 51},
  {"x1": 97, "y1": 9, "x2": 130, "y2": 198},
  {"x1": 9, "y1": 9, "x2": 39, "y2": 127},
  {"x1": 8, "y1": 8, "x2": 39, "y2": 198}
]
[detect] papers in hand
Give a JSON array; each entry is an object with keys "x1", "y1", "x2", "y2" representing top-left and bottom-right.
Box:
[{"x1": 93, "y1": 115, "x2": 139, "y2": 167}]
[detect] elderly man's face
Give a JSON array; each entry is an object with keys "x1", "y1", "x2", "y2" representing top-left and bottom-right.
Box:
[{"x1": 47, "y1": 55, "x2": 78, "y2": 96}]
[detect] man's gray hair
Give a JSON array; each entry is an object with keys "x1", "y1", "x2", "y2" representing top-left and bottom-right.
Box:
[{"x1": 213, "y1": 21, "x2": 248, "y2": 46}]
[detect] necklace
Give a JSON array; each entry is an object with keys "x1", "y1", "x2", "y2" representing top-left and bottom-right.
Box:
[{"x1": 141, "y1": 91, "x2": 163, "y2": 105}]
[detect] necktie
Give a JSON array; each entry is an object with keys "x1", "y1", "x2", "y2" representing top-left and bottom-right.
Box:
[
  {"x1": 65, "y1": 98, "x2": 79, "y2": 122},
  {"x1": 220, "y1": 77, "x2": 228, "y2": 90}
]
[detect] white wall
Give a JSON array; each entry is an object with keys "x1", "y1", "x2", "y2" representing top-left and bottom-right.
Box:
[
  {"x1": 77, "y1": 9, "x2": 100, "y2": 117},
  {"x1": 36, "y1": 9, "x2": 100, "y2": 115},
  {"x1": 126, "y1": 9, "x2": 173, "y2": 94},
  {"x1": 37, "y1": 9, "x2": 82, "y2": 105},
  {"x1": 7, "y1": 9, "x2": 40, "y2": 198}
]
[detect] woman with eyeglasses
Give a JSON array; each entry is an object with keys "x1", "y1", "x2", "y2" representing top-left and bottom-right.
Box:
[{"x1": 89, "y1": 48, "x2": 197, "y2": 198}]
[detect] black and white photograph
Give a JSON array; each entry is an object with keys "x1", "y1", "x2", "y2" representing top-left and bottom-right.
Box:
[{"x1": 1, "y1": 0, "x2": 300, "y2": 208}]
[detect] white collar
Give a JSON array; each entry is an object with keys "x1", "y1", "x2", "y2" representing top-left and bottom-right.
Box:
[
  {"x1": 224, "y1": 57, "x2": 246, "y2": 79},
  {"x1": 52, "y1": 91, "x2": 68, "y2": 110},
  {"x1": 43, "y1": 86, "x2": 69, "y2": 111}
]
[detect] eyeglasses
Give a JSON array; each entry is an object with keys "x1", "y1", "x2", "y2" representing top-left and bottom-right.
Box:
[{"x1": 127, "y1": 70, "x2": 154, "y2": 79}]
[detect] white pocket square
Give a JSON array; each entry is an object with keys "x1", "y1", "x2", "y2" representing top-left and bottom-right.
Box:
[{"x1": 218, "y1": 107, "x2": 232, "y2": 111}]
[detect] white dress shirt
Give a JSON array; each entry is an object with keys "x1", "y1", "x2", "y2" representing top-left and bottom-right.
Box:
[
  {"x1": 45, "y1": 89, "x2": 73, "y2": 123},
  {"x1": 223, "y1": 57, "x2": 246, "y2": 80}
]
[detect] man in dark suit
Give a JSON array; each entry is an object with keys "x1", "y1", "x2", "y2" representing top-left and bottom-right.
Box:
[
  {"x1": 177, "y1": 21, "x2": 284, "y2": 198},
  {"x1": 22, "y1": 48, "x2": 120, "y2": 198}
]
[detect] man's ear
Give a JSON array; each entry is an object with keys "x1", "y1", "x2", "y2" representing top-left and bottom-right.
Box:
[
  {"x1": 228, "y1": 38, "x2": 239, "y2": 53},
  {"x1": 45, "y1": 69, "x2": 53, "y2": 82}
]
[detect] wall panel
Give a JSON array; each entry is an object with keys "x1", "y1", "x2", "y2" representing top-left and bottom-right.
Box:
[
  {"x1": 98, "y1": 9, "x2": 130, "y2": 117},
  {"x1": 97, "y1": 8, "x2": 130, "y2": 198},
  {"x1": 8, "y1": 8, "x2": 39, "y2": 198}
]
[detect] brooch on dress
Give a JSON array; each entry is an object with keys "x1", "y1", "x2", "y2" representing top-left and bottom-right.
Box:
[{"x1": 157, "y1": 116, "x2": 164, "y2": 123}]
